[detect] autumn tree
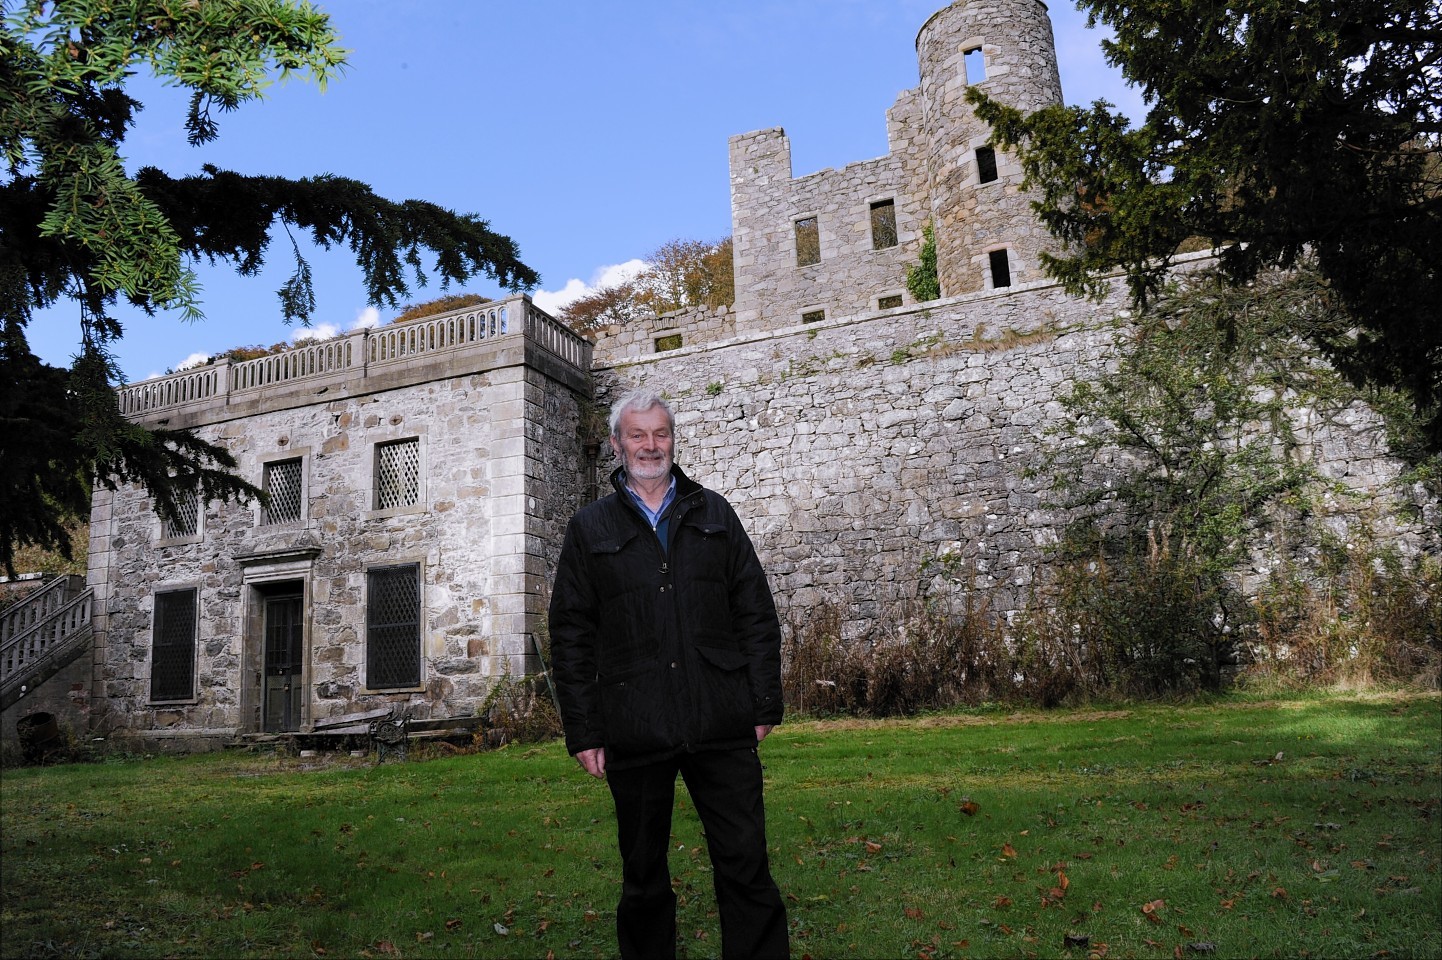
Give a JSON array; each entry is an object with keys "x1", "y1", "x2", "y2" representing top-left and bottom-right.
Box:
[
  {"x1": 558, "y1": 236, "x2": 733, "y2": 333},
  {"x1": 968, "y1": 0, "x2": 1441, "y2": 455},
  {"x1": 557, "y1": 279, "x2": 649, "y2": 332},
  {"x1": 0, "y1": 0, "x2": 538, "y2": 574}
]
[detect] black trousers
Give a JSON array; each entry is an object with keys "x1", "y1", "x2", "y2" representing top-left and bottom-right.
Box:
[{"x1": 606, "y1": 746, "x2": 789, "y2": 960}]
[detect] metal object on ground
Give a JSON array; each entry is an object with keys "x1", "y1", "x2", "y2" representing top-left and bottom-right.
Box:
[{"x1": 368, "y1": 707, "x2": 411, "y2": 763}]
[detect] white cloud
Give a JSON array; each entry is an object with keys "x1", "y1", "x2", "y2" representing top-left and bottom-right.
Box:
[
  {"x1": 293, "y1": 323, "x2": 341, "y2": 344},
  {"x1": 173, "y1": 352, "x2": 211, "y2": 372},
  {"x1": 532, "y1": 259, "x2": 648, "y2": 315},
  {"x1": 352, "y1": 306, "x2": 381, "y2": 330}
]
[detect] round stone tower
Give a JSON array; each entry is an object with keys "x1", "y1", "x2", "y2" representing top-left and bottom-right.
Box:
[{"x1": 915, "y1": 0, "x2": 1063, "y2": 296}]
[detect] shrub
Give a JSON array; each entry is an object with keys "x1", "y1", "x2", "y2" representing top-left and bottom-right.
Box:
[
  {"x1": 905, "y1": 221, "x2": 940, "y2": 302},
  {"x1": 1014, "y1": 528, "x2": 1248, "y2": 700},
  {"x1": 393, "y1": 293, "x2": 490, "y2": 324},
  {"x1": 477, "y1": 662, "x2": 563, "y2": 746},
  {"x1": 781, "y1": 591, "x2": 1010, "y2": 717},
  {"x1": 1250, "y1": 538, "x2": 1441, "y2": 690}
]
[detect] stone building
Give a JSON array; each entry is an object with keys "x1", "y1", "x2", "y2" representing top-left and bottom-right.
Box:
[
  {"x1": 3, "y1": 0, "x2": 1432, "y2": 749},
  {"x1": 728, "y1": 0, "x2": 1060, "y2": 331}
]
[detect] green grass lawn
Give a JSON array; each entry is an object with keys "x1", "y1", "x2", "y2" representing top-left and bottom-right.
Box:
[{"x1": 2, "y1": 691, "x2": 1438, "y2": 959}]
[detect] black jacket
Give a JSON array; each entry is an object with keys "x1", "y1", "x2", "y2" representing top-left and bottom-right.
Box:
[{"x1": 548, "y1": 464, "x2": 783, "y2": 770}]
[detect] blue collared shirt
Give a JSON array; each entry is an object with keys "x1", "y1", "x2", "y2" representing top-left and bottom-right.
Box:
[{"x1": 624, "y1": 474, "x2": 676, "y2": 536}]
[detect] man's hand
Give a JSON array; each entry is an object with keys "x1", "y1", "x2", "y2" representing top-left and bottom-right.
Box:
[
  {"x1": 755, "y1": 725, "x2": 774, "y2": 743},
  {"x1": 575, "y1": 746, "x2": 606, "y2": 778}
]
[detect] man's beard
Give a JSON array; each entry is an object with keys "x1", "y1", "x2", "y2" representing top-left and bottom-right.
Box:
[{"x1": 626, "y1": 451, "x2": 672, "y2": 481}]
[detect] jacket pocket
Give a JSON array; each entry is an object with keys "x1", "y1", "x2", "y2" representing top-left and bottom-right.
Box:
[
  {"x1": 599, "y1": 662, "x2": 671, "y2": 759},
  {"x1": 693, "y1": 644, "x2": 755, "y2": 742}
]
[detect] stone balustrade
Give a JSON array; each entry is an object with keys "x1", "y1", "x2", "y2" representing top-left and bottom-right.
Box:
[{"x1": 115, "y1": 294, "x2": 591, "y2": 420}]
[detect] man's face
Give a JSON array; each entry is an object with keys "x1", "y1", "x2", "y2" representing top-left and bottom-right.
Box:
[{"x1": 612, "y1": 404, "x2": 674, "y2": 483}]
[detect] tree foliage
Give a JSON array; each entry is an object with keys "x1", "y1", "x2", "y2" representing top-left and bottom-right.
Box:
[
  {"x1": 0, "y1": 0, "x2": 538, "y2": 574},
  {"x1": 1041, "y1": 269, "x2": 1350, "y2": 572},
  {"x1": 1034, "y1": 267, "x2": 1368, "y2": 691},
  {"x1": 905, "y1": 221, "x2": 940, "y2": 303},
  {"x1": 557, "y1": 236, "x2": 733, "y2": 333},
  {"x1": 968, "y1": 0, "x2": 1442, "y2": 454}
]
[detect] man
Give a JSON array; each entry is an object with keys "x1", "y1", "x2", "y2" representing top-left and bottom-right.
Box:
[{"x1": 549, "y1": 387, "x2": 789, "y2": 960}]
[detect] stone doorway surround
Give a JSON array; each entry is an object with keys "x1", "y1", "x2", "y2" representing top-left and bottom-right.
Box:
[{"x1": 237, "y1": 545, "x2": 321, "y2": 735}]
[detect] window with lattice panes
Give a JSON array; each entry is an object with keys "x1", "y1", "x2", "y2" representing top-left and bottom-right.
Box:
[
  {"x1": 263, "y1": 457, "x2": 303, "y2": 524},
  {"x1": 151, "y1": 589, "x2": 196, "y2": 701},
  {"x1": 375, "y1": 438, "x2": 421, "y2": 510},
  {"x1": 161, "y1": 487, "x2": 199, "y2": 539},
  {"x1": 367, "y1": 564, "x2": 420, "y2": 688}
]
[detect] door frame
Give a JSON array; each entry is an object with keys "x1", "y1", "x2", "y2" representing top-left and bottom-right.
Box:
[
  {"x1": 261, "y1": 592, "x2": 305, "y2": 733},
  {"x1": 237, "y1": 548, "x2": 318, "y2": 734}
]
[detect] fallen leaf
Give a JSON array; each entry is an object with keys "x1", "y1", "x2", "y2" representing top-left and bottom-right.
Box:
[
  {"x1": 865, "y1": 841, "x2": 883, "y2": 854},
  {"x1": 992, "y1": 895, "x2": 1012, "y2": 908},
  {"x1": 415, "y1": 931, "x2": 433, "y2": 943},
  {"x1": 1001, "y1": 842, "x2": 1018, "y2": 858},
  {"x1": 1049, "y1": 868, "x2": 1070, "y2": 899},
  {"x1": 445, "y1": 918, "x2": 462, "y2": 930},
  {"x1": 904, "y1": 906, "x2": 925, "y2": 920},
  {"x1": 1271, "y1": 887, "x2": 1289, "y2": 900},
  {"x1": 960, "y1": 800, "x2": 980, "y2": 817}
]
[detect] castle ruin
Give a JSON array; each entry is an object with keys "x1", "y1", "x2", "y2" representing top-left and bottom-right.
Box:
[{"x1": 3, "y1": 0, "x2": 1431, "y2": 750}]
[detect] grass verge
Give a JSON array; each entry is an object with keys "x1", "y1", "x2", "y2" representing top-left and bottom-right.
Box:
[{"x1": 2, "y1": 691, "x2": 1438, "y2": 959}]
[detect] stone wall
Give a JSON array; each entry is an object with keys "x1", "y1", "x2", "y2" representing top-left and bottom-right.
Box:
[
  {"x1": 915, "y1": 0, "x2": 1063, "y2": 296},
  {"x1": 727, "y1": 0, "x2": 1064, "y2": 332},
  {"x1": 86, "y1": 337, "x2": 586, "y2": 744},
  {"x1": 590, "y1": 303, "x2": 738, "y2": 367},
  {"x1": 729, "y1": 128, "x2": 922, "y2": 329},
  {"x1": 592, "y1": 265, "x2": 1436, "y2": 640}
]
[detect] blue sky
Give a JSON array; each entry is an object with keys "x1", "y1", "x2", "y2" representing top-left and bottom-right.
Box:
[{"x1": 27, "y1": 1, "x2": 1146, "y2": 383}]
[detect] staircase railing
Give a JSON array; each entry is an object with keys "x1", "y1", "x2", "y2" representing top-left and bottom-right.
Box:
[
  {"x1": 2, "y1": 574, "x2": 82, "y2": 644},
  {"x1": 1, "y1": 576, "x2": 94, "y2": 711}
]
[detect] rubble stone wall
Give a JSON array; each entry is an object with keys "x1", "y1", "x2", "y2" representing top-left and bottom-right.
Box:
[{"x1": 593, "y1": 268, "x2": 1436, "y2": 639}]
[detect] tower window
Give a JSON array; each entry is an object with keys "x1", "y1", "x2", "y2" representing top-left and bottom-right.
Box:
[
  {"x1": 989, "y1": 249, "x2": 1012, "y2": 288},
  {"x1": 870, "y1": 200, "x2": 897, "y2": 249},
  {"x1": 976, "y1": 147, "x2": 998, "y2": 184},
  {"x1": 795, "y1": 217, "x2": 820, "y2": 266},
  {"x1": 964, "y1": 47, "x2": 986, "y2": 84}
]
